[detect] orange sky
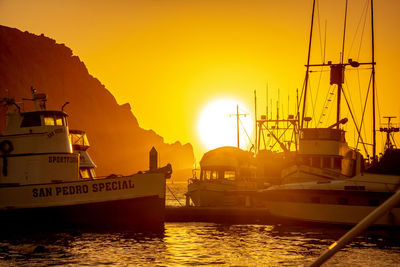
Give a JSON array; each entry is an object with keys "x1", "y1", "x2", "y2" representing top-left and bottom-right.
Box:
[{"x1": 1, "y1": 0, "x2": 400, "y2": 162}]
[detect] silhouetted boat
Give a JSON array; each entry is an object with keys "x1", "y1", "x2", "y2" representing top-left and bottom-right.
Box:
[
  {"x1": 255, "y1": 0, "x2": 400, "y2": 226},
  {"x1": 186, "y1": 146, "x2": 266, "y2": 207},
  {"x1": 0, "y1": 88, "x2": 172, "y2": 232}
]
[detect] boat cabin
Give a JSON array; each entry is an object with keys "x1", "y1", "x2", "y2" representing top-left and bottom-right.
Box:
[
  {"x1": 0, "y1": 109, "x2": 79, "y2": 185},
  {"x1": 199, "y1": 146, "x2": 255, "y2": 182},
  {"x1": 282, "y1": 128, "x2": 363, "y2": 183}
]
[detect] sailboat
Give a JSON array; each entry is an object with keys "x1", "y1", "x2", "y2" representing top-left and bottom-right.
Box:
[{"x1": 255, "y1": 0, "x2": 400, "y2": 226}]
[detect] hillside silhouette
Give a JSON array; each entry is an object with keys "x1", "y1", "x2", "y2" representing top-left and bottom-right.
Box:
[{"x1": 0, "y1": 25, "x2": 194, "y2": 177}]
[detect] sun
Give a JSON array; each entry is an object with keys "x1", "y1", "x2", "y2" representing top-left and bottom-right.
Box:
[{"x1": 197, "y1": 98, "x2": 253, "y2": 151}]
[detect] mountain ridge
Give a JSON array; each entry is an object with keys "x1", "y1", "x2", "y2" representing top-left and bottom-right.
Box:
[{"x1": 0, "y1": 25, "x2": 194, "y2": 176}]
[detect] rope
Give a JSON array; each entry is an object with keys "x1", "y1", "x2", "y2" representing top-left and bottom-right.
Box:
[
  {"x1": 341, "y1": 86, "x2": 368, "y2": 155},
  {"x1": 347, "y1": 0, "x2": 369, "y2": 59},
  {"x1": 166, "y1": 184, "x2": 183, "y2": 207},
  {"x1": 239, "y1": 118, "x2": 252, "y2": 146}
]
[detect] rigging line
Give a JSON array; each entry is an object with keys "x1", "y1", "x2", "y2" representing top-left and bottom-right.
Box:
[
  {"x1": 308, "y1": 78, "x2": 316, "y2": 128},
  {"x1": 325, "y1": 87, "x2": 336, "y2": 127},
  {"x1": 356, "y1": 73, "x2": 372, "y2": 151},
  {"x1": 239, "y1": 118, "x2": 253, "y2": 145},
  {"x1": 317, "y1": 84, "x2": 329, "y2": 126},
  {"x1": 301, "y1": 0, "x2": 316, "y2": 129},
  {"x1": 166, "y1": 185, "x2": 183, "y2": 207},
  {"x1": 343, "y1": 78, "x2": 358, "y2": 125},
  {"x1": 347, "y1": 0, "x2": 369, "y2": 60},
  {"x1": 262, "y1": 124, "x2": 278, "y2": 150},
  {"x1": 357, "y1": 0, "x2": 370, "y2": 60},
  {"x1": 312, "y1": 66, "x2": 324, "y2": 126},
  {"x1": 316, "y1": 0, "x2": 324, "y2": 63},
  {"x1": 341, "y1": 86, "x2": 368, "y2": 155},
  {"x1": 341, "y1": 0, "x2": 349, "y2": 65},
  {"x1": 317, "y1": 84, "x2": 334, "y2": 126},
  {"x1": 357, "y1": 68, "x2": 368, "y2": 143},
  {"x1": 264, "y1": 124, "x2": 291, "y2": 151}
]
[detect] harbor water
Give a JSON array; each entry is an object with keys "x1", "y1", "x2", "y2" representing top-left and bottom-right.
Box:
[{"x1": 0, "y1": 182, "x2": 399, "y2": 266}]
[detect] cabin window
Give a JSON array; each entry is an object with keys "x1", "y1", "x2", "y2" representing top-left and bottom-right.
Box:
[
  {"x1": 55, "y1": 116, "x2": 64, "y2": 126},
  {"x1": 20, "y1": 113, "x2": 41, "y2": 127},
  {"x1": 43, "y1": 115, "x2": 65, "y2": 126},
  {"x1": 203, "y1": 170, "x2": 217, "y2": 180},
  {"x1": 210, "y1": 171, "x2": 217, "y2": 179},
  {"x1": 79, "y1": 168, "x2": 92, "y2": 179},
  {"x1": 224, "y1": 171, "x2": 236, "y2": 180},
  {"x1": 44, "y1": 116, "x2": 55, "y2": 126}
]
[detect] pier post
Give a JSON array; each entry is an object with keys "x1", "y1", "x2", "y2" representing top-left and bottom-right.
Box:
[{"x1": 149, "y1": 147, "x2": 158, "y2": 171}]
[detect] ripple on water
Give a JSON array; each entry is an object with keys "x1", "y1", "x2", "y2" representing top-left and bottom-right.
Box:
[{"x1": 0, "y1": 222, "x2": 399, "y2": 266}]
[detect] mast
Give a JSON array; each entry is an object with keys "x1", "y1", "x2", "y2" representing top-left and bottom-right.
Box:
[
  {"x1": 254, "y1": 90, "x2": 257, "y2": 154},
  {"x1": 301, "y1": 0, "x2": 316, "y2": 129},
  {"x1": 371, "y1": 0, "x2": 376, "y2": 162},
  {"x1": 337, "y1": 0, "x2": 348, "y2": 129},
  {"x1": 237, "y1": 105, "x2": 240, "y2": 148}
]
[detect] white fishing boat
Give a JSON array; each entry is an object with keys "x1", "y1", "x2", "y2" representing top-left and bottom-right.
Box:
[
  {"x1": 255, "y1": 0, "x2": 400, "y2": 226},
  {"x1": 255, "y1": 128, "x2": 400, "y2": 226},
  {"x1": 0, "y1": 89, "x2": 172, "y2": 231}
]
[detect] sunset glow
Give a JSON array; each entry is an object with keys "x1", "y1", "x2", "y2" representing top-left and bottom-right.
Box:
[
  {"x1": 197, "y1": 99, "x2": 253, "y2": 151},
  {"x1": 0, "y1": 0, "x2": 400, "y2": 162}
]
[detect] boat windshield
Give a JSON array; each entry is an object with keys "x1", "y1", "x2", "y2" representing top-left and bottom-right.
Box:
[
  {"x1": 43, "y1": 115, "x2": 65, "y2": 126},
  {"x1": 201, "y1": 169, "x2": 236, "y2": 180},
  {"x1": 79, "y1": 167, "x2": 94, "y2": 179}
]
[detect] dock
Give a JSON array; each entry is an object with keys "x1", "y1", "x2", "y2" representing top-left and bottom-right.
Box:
[{"x1": 165, "y1": 206, "x2": 273, "y2": 224}]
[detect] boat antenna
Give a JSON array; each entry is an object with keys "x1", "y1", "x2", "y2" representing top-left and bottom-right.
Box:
[
  {"x1": 23, "y1": 86, "x2": 47, "y2": 111},
  {"x1": 229, "y1": 105, "x2": 247, "y2": 149},
  {"x1": 61, "y1": 101, "x2": 70, "y2": 112},
  {"x1": 371, "y1": 0, "x2": 377, "y2": 162},
  {"x1": 301, "y1": 0, "x2": 316, "y2": 129}
]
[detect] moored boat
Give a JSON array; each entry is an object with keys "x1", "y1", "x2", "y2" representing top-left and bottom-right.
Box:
[
  {"x1": 255, "y1": 0, "x2": 400, "y2": 227},
  {"x1": 0, "y1": 89, "x2": 172, "y2": 232},
  {"x1": 186, "y1": 146, "x2": 263, "y2": 207}
]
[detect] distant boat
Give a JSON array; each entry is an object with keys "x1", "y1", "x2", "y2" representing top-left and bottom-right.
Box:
[
  {"x1": 0, "y1": 88, "x2": 172, "y2": 232},
  {"x1": 186, "y1": 146, "x2": 264, "y2": 207},
  {"x1": 255, "y1": 0, "x2": 400, "y2": 227}
]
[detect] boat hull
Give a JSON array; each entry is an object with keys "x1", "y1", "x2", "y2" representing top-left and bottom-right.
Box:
[
  {"x1": 255, "y1": 189, "x2": 400, "y2": 226},
  {"x1": 0, "y1": 173, "x2": 166, "y2": 232},
  {"x1": 0, "y1": 195, "x2": 164, "y2": 232},
  {"x1": 187, "y1": 180, "x2": 255, "y2": 207}
]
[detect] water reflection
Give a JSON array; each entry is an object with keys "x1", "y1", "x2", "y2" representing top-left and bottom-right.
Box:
[{"x1": 0, "y1": 223, "x2": 399, "y2": 266}]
